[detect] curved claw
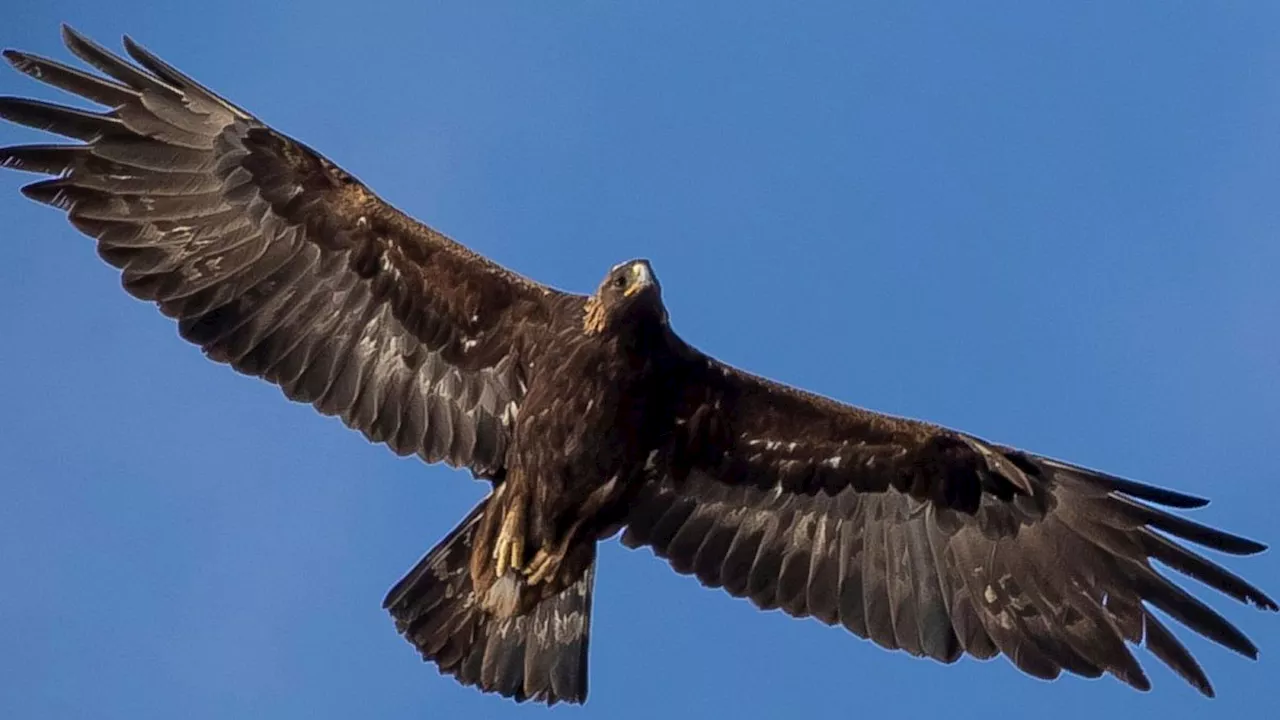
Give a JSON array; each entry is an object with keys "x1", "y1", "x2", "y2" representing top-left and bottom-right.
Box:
[
  {"x1": 492, "y1": 503, "x2": 526, "y2": 577},
  {"x1": 525, "y1": 548, "x2": 556, "y2": 585}
]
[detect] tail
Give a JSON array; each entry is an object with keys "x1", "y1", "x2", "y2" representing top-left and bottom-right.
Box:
[{"x1": 382, "y1": 500, "x2": 596, "y2": 705}]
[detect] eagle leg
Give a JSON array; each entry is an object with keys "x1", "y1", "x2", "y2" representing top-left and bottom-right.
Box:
[
  {"x1": 525, "y1": 513, "x2": 592, "y2": 585},
  {"x1": 525, "y1": 474, "x2": 624, "y2": 585},
  {"x1": 493, "y1": 499, "x2": 527, "y2": 577},
  {"x1": 524, "y1": 547, "x2": 559, "y2": 585}
]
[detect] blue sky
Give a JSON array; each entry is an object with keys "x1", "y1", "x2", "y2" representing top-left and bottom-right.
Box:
[{"x1": 2, "y1": 2, "x2": 1278, "y2": 718}]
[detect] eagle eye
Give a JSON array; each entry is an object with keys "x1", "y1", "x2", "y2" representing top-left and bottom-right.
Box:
[{"x1": 612, "y1": 274, "x2": 628, "y2": 290}]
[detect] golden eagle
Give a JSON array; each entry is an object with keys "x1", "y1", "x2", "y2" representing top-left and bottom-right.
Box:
[{"x1": 1, "y1": 27, "x2": 1273, "y2": 705}]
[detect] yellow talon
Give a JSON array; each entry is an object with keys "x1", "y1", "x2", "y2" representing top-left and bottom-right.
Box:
[
  {"x1": 525, "y1": 549, "x2": 555, "y2": 585},
  {"x1": 509, "y1": 534, "x2": 524, "y2": 573},
  {"x1": 492, "y1": 504, "x2": 526, "y2": 577}
]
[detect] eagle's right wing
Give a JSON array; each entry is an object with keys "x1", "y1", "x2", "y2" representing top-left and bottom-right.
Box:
[{"x1": 0, "y1": 27, "x2": 577, "y2": 478}]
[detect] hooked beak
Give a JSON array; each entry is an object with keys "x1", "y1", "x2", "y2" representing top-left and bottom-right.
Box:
[{"x1": 624, "y1": 261, "x2": 653, "y2": 297}]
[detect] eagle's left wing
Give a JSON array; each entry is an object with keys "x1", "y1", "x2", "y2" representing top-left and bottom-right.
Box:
[{"x1": 623, "y1": 349, "x2": 1275, "y2": 696}]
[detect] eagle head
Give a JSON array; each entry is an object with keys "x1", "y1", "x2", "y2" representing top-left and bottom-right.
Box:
[{"x1": 584, "y1": 259, "x2": 666, "y2": 334}]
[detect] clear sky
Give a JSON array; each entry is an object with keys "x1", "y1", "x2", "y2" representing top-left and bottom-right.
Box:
[{"x1": 1, "y1": 3, "x2": 1278, "y2": 718}]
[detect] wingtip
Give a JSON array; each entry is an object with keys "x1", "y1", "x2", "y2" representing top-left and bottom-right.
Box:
[
  {"x1": 1112, "y1": 479, "x2": 1210, "y2": 509},
  {"x1": 1182, "y1": 672, "x2": 1216, "y2": 699},
  {"x1": 1124, "y1": 668, "x2": 1153, "y2": 694},
  {"x1": 59, "y1": 23, "x2": 82, "y2": 47},
  {"x1": 4, "y1": 49, "x2": 45, "y2": 80},
  {"x1": 60, "y1": 24, "x2": 107, "y2": 61},
  {"x1": 1036, "y1": 456, "x2": 1212, "y2": 509},
  {"x1": 19, "y1": 178, "x2": 74, "y2": 209},
  {"x1": 1, "y1": 49, "x2": 22, "y2": 69},
  {"x1": 1169, "y1": 493, "x2": 1211, "y2": 510},
  {"x1": 1232, "y1": 537, "x2": 1269, "y2": 557},
  {"x1": 18, "y1": 178, "x2": 53, "y2": 202},
  {"x1": 120, "y1": 35, "x2": 151, "y2": 68}
]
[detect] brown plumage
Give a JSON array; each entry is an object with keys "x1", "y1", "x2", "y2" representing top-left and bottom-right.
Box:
[{"x1": 1, "y1": 26, "x2": 1273, "y2": 705}]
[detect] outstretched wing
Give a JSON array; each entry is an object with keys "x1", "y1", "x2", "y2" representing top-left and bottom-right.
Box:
[
  {"x1": 624, "y1": 348, "x2": 1276, "y2": 696},
  {"x1": 0, "y1": 27, "x2": 574, "y2": 478}
]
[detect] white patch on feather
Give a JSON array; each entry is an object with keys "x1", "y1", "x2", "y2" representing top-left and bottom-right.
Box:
[
  {"x1": 822, "y1": 456, "x2": 843, "y2": 469},
  {"x1": 553, "y1": 610, "x2": 587, "y2": 641},
  {"x1": 746, "y1": 438, "x2": 798, "y2": 453},
  {"x1": 501, "y1": 400, "x2": 519, "y2": 425},
  {"x1": 483, "y1": 574, "x2": 521, "y2": 617},
  {"x1": 644, "y1": 449, "x2": 660, "y2": 471}
]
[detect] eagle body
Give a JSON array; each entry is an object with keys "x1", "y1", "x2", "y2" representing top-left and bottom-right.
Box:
[
  {"x1": 1, "y1": 27, "x2": 1274, "y2": 707},
  {"x1": 470, "y1": 289, "x2": 681, "y2": 617}
]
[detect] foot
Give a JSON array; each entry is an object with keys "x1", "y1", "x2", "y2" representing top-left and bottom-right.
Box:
[
  {"x1": 524, "y1": 547, "x2": 558, "y2": 585},
  {"x1": 492, "y1": 502, "x2": 526, "y2": 577},
  {"x1": 524, "y1": 511, "x2": 594, "y2": 585}
]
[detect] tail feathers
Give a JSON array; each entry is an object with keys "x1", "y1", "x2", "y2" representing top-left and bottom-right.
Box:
[{"x1": 383, "y1": 502, "x2": 596, "y2": 705}]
